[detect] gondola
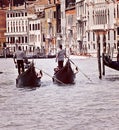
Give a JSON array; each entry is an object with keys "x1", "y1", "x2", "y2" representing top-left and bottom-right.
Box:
[
  {"x1": 16, "y1": 62, "x2": 42, "y2": 88},
  {"x1": 52, "y1": 59, "x2": 77, "y2": 84},
  {"x1": 103, "y1": 54, "x2": 119, "y2": 71}
]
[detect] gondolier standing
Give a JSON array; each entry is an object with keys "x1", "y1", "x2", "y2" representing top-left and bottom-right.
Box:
[
  {"x1": 56, "y1": 44, "x2": 66, "y2": 69},
  {"x1": 13, "y1": 46, "x2": 26, "y2": 75}
]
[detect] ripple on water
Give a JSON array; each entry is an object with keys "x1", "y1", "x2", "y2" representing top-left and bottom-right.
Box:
[{"x1": 0, "y1": 58, "x2": 119, "y2": 130}]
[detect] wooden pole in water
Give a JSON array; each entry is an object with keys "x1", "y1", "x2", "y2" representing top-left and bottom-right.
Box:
[
  {"x1": 102, "y1": 52, "x2": 105, "y2": 76},
  {"x1": 97, "y1": 34, "x2": 102, "y2": 79},
  {"x1": 102, "y1": 35, "x2": 106, "y2": 76}
]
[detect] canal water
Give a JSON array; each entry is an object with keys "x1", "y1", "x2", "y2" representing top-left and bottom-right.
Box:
[{"x1": 0, "y1": 56, "x2": 119, "y2": 130}]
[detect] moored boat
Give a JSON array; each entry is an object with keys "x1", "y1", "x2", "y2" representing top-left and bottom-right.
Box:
[
  {"x1": 16, "y1": 63, "x2": 42, "y2": 88},
  {"x1": 52, "y1": 59, "x2": 78, "y2": 84},
  {"x1": 103, "y1": 54, "x2": 119, "y2": 71},
  {"x1": 27, "y1": 54, "x2": 56, "y2": 59}
]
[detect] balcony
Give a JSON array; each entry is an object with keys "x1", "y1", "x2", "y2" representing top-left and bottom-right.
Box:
[{"x1": 91, "y1": 24, "x2": 108, "y2": 31}]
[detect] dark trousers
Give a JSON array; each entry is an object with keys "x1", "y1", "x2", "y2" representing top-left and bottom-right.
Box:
[
  {"x1": 58, "y1": 61, "x2": 63, "y2": 69},
  {"x1": 17, "y1": 60, "x2": 24, "y2": 75}
]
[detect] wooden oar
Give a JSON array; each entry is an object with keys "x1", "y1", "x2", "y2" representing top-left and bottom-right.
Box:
[
  {"x1": 68, "y1": 58, "x2": 93, "y2": 82},
  {"x1": 35, "y1": 67, "x2": 66, "y2": 85}
]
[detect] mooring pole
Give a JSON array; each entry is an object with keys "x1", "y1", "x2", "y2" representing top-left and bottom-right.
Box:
[
  {"x1": 102, "y1": 52, "x2": 105, "y2": 76},
  {"x1": 97, "y1": 35, "x2": 102, "y2": 79},
  {"x1": 102, "y1": 35, "x2": 106, "y2": 76}
]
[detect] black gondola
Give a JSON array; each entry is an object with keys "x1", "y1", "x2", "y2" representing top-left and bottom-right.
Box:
[
  {"x1": 103, "y1": 54, "x2": 119, "y2": 71},
  {"x1": 52, "y1": 59, "x2": 77, "y2": 84},
  {"x1": 16, "y1": 63, "x2": 42, "y2": 88}
]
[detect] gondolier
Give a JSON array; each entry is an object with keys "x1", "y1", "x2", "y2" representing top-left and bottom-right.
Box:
[
  {"x1": 56, "y1": 44, "x2": 66, "y2": 69},
  {"x1": 13, "y1": 46, "x2": 26, "y2": 75}
]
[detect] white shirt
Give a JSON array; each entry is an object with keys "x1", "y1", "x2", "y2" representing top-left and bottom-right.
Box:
[
  {"x1": 14, "y1": 50, "x2": 25, "y2": 60},
  {"x1": 57, "y1": 49, "x2": 66, "y2": 61}
]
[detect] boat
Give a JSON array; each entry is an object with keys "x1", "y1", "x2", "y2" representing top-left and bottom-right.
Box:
[
  {"x1": 103, "y1": 54, "x2": 119, "y2": 71},
  {"x1": 16, "y1": 62, "x2": 42, "y2": 88},
  {"x1": 52, "y1": 59, "x2": 78, "y2": 84},
  {"x1": 47, "y1": 54, "x2": 56, "y2": 58},
  {"x1": 27, "y1": 54, "x2": 56, "y2": 59}
]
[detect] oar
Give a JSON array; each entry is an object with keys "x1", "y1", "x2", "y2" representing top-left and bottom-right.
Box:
[
  {"x1": 66, "y1": 56, "x2": 79, "y2": 72},
  {"x1": 68, "y1": 58, "x2": 93, "y2": 82},
  {"x1": 35, "y1": 67, "x2": 66, "y2": 85}
]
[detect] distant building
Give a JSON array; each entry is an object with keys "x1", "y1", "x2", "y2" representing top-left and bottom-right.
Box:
[
  {"x1": 65, "y1": 0, "x2": 77, "y2": 55},
  {"x1": 0, "y1": 9, "x2": 7, "y2": 55},
  {"x1": 44, "y1": 0, "x2": 61, "y2": 54},
  {"x1": 5, "y1": 7, "x2": 30, "y2": 53},
  {"x1": 0, "y1": 0, "x2": 9, "y2": 56},
  {"x1": 3, "y1": 0, "x2": 119, "y2": 57},
  {"x1": 75, "y1": 0, "x2": 119, "y2": 56},
  {"x1": 4, "y1": 0, "x2": 49, "y2": 55}
]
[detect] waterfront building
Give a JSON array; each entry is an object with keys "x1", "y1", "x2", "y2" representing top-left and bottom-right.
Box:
[
  {"x1": 2, "y1": 0, "x2": 119, "y2": 57},
  {"x1": 0, "y1": 0, "x2": 9, "y2": 56},
  {"x1": 0, "y1": 9, "x2": 7, "y2": 55},
  {"x1": 65, "y1": 0, "x2": 78, "y2": 55},
  {"x1": 86, "y1": 0, "x2": 117, "y2": 57},
  {"x1": 60, "y1": 0, "x2": 66, "y2": 48},
  {"x1": 75, "y1": 0, "x2": 118, "y2": 56},
  {"x1": 5, "y1": 5, "x2": 30, "y2": 53},
  {"x1": 4, "y1": 0, "x2": 60, "y2": 55},
  {"x1": 4, "y1": 0, "x2": 47, "y2": 55},
  {"x1": 76, "y1": 0, "x2": 87, "y2": 55},
  {"x1": 44, "y1": 0, "x2": 61, "y2": 55}
]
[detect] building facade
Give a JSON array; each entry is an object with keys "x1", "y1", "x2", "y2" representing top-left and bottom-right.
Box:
[
  {"x1": 5, "y1": 8, "x2": 30, "y2": 53},
  {"x1": 3, "y1": 0, "x2": 119, "y2": 57},
  {"x1": 0, "y1": 9, "x2": 6, "y2": 55},
  {"x1": 75, "y1": 0, "x2": 118, "y2": 56}
]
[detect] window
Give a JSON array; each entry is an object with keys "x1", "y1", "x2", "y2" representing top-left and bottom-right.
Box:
[
  {"x1": 54, "y1": 11, "x2": 56, "y2": 18},
  {"x1": 93, "y1": 44, "x2": 95, "y2": 50},
  {"x1": 114, "y1": 30, "x2": 116, "y2": 40},
  {"x1": 22, "y1": 37, "x2": 24, "y2": 43},
  {"x1": 25, "y1": 37, "x2": 27, "y2": 43},
  {"x1": 7, "y1": 13, "x2": 9, "y2": 18},
  {"x1": 117, "y1": 27, "x2": 119, "y2": 35},
  {"x1": 108, "y1": 31, "x2": 110, "y2": 40},
  {"x1": 88, "y1": 44, "x2": 90, "y2": 49},
  {"x1": 88, "y1": 32, "x2": 90, "y2": 41},
  {"x1": 10, "y1": 13, "x2": 12, "y2": 17},
  {"x1": 33, "y1": 24, "x2": 35, "y2": 30},
  {"x1": 25, "y1": 12, "x2": 27, "y2": 16},
  {"x1": 38, "y1": 23, "x2": 40, "y2": 30},
  {"x1": 30, "y1": 24, "x2": 31, "y2": 30},
  {"x1": 93, "y1": 32, "x2": 95, "y2": 41},
  {"x1": 35, "y1": 24, "x2": 37, "y2": 30},
  {"x1": 114, "y1": 43, "x2": 116, "y2": 49},
  {"x1": 22, "y1": 13, "x2": 24, "y2": 16}
]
